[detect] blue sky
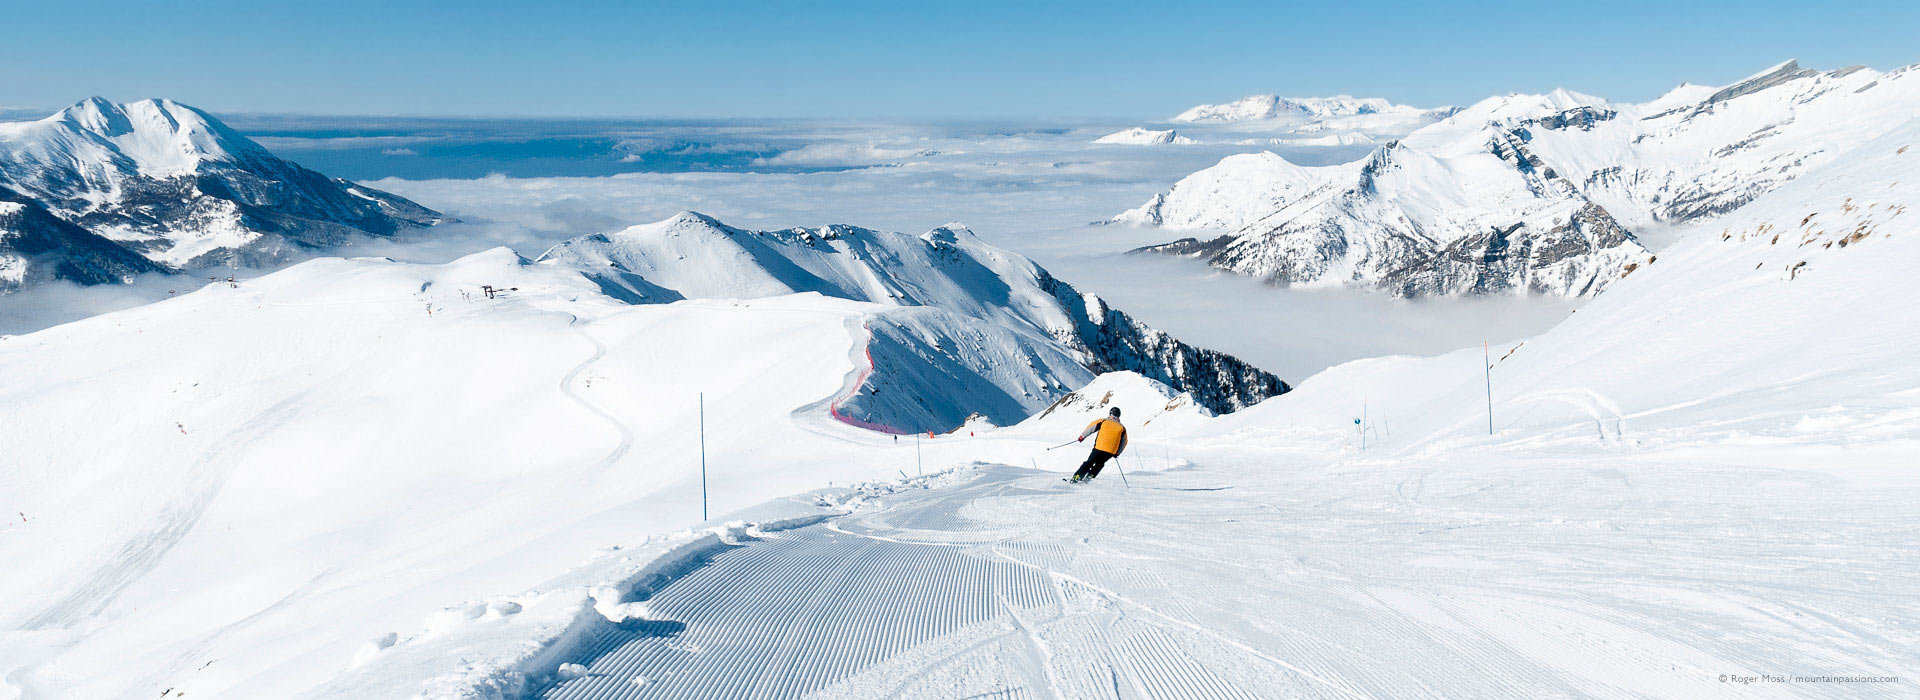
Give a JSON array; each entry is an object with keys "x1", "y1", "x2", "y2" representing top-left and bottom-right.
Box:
[{"x1": 6, "y1": 0, "x2": 1919, "y2": 118}]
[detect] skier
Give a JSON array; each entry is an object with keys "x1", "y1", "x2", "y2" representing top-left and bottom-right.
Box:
[{"x1": 1068, "y1": 407, "x2": 1127, "y2": 483}]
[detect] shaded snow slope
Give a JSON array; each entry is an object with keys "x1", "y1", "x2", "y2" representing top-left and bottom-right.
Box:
[
  {"x1": 1124, "y1": 59, "x2": 1920, "y2": 298},
  {"x1": 839, "y1": 307, "x2": 1092, "y2": 433},
  {"x1": 0, "y1": 97, "x2": 439, "y2": 282},
  {"x1": 0, "y1": 185, "x2": 168, "y2": 290},
  {"x1": 536, "y1": 212, "x2": 1288, "y2": 415}
]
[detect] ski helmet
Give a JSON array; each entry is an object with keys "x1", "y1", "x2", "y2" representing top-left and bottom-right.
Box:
[{"x1": 1109, "y1": 407, "x2": 1121, "y2": 417}]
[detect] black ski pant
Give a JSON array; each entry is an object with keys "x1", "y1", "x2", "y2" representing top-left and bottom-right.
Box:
[{"x1": 1073, "y1": 449, "x2": 1116, "y2": 481}]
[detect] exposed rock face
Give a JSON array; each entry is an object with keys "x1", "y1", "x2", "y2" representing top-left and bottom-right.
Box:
[
  {"x1": 1133, "y1": 236, "x2": 1232, "y2": 258},
  {"x1": 1699, "y1": 60, "x2": 1821, "y2": 107},
  {"x1": 0, "y1": 98, "x2": 439, "y2": 289},
  {"x1": 1517, "y1": 106, "x2": 1618, "y2": 131},
  {"x1": 1032, "y1": 271, "x2": 1287, "y2": 412},
  {"x1": 1406, "y1": 202, "x2": 1645, "y2": 297}
]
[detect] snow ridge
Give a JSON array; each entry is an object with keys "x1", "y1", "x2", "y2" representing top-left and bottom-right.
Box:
[{"x1": 536, "y1": 212, "x2": 1289, "y2": 418}]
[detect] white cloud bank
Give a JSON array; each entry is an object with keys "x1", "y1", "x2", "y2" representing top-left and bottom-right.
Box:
[{"x1": 6, "y1": 120, "x2": 1556, "y2": 381}]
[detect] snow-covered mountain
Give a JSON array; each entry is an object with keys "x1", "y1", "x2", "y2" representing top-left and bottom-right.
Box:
[
  {"x1": 1173, "y1": 94, "x2": 1446, "y2": 123},
  {"x1": 536, "y1": 212, "x2": 1287, "y2": 419},
  {"x1": 0, "y1": 97, "x2": 439, "y2": 285},
  {"x1": 1121, "y1": 60, "x2": 1920, "y2": 297},
  {"x1": 1127, "y1": 134, "x2": 1653, "y2": 297},
  {"x1": 1092, "y1": 127, "x2": 1195, "y2": 145},
  {"x1": 1513, "y1": 60, "x2": 1920, "y2": 225}
]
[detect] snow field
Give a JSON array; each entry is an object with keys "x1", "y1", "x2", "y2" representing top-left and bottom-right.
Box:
[{"x1": 0, "y1": 247, "x2": 1058, "y2": 698}]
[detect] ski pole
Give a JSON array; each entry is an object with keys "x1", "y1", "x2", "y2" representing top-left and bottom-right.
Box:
[
  {"x1": 1044, "y1": 441, "x2": 1077, "y2": 451},
  {"x1": 1114, "y1": 454, "x2": 1130, "y2": 488}
]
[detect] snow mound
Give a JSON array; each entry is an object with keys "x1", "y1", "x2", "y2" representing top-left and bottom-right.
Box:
[
  {"x1": 1093, "y1": 127, "x2": 1195, "y2": 145},
  {"x1": 1025, "y1": 371, "x2": 1212, "y2": 433},
  {"x1": 1112, "y1": 151, "x2": 1337, "y2": 231}
]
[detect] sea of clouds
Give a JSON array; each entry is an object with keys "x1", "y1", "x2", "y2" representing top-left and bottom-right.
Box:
[{"x1": 2, "y1": 116, "x2": 1574, "y2": 381}]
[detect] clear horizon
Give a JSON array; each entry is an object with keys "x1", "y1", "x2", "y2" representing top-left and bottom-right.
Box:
[{"x1": 6, "y1": 0, "x2": 1919, "y2": 119}]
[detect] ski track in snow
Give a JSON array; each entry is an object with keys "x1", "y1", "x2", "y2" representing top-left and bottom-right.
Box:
[
  {"x1": 521, "y1": 456, "x2": 1917, "y2": 699},
  {"x1": 561, "y1": 312, "x2": 634, "y2": 469},
  {"x1": 538, "y1": 466, "x2": 1370, "y2": 699},
  {"x1": 541, "y1": 468, "x2": 1065, "y2": 700}
]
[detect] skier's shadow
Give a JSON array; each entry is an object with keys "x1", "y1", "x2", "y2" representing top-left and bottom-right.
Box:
[{"x1": 615, "y1": 618, "x2": 688, "y2": 636}]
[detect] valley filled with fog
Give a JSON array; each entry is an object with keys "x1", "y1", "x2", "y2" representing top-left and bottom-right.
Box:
[{"x1": 5, "y1": 114, "x2": 1572, "y2": 380}]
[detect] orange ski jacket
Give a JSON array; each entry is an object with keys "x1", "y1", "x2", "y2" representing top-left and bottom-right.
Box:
[{"x1": 1079, "y1": 417, "x2": 1128, "y2": 455}]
